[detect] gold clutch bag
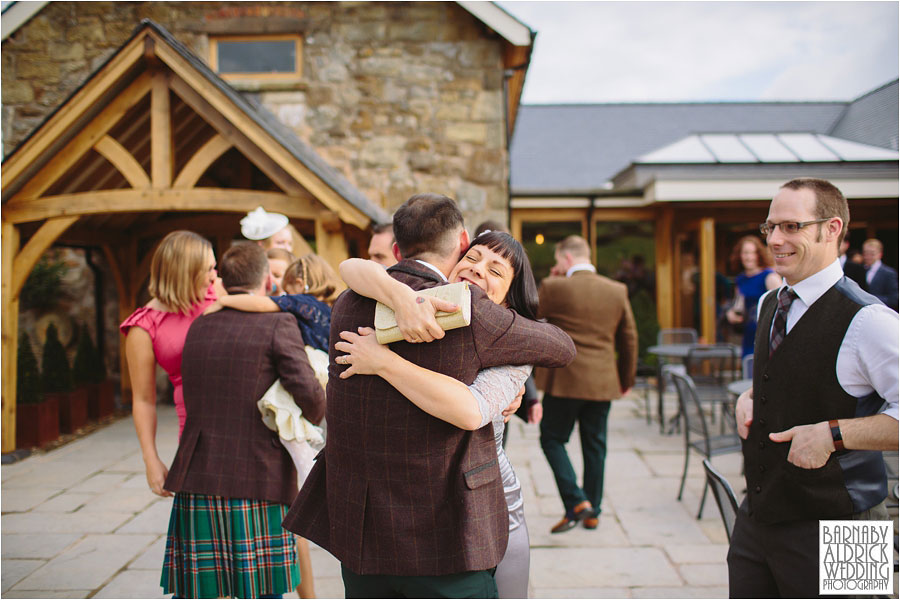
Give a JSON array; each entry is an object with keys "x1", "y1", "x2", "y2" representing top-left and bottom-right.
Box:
[{"x1": 374, "y1": 281, "x2": 472, "y2": 344}]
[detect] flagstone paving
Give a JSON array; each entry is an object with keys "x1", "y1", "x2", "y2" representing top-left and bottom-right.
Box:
[{"x1": 2, "y1": 394, "x2": 746, "y2": 598}]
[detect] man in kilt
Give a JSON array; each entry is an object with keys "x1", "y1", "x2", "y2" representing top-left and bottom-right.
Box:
[{"x1": 161, "y1": 242, "x2": 326, "y2": 598}]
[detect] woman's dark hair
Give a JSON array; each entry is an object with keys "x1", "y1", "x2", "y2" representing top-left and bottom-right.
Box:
[{"x1": 466, "y1": 230, "x2": 539, "y2": 320}]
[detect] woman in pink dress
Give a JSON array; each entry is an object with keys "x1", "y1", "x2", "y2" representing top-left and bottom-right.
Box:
[{"x1": 120, "y1": 230, "x2": 222, "y2": 496}]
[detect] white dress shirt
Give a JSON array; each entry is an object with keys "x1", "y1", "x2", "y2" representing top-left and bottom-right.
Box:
[
  {"x1": 566, "y1": 263, "x2": 596, "y2": 278},
  {"x1": 758, "y1": 260, "x2": 898, "y2": 420},
  {"x1": 415, "y1": 259, "x2": 448, "y2": 282}
]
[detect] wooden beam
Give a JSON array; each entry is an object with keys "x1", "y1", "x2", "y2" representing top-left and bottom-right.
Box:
[
  {"x1": 4, "y1": 188, "x2": 320, "y2": 225},
  {"x1": 2, "y1": 38, "x2": 146, "y2": 191},
  {"x1": 10, "y1": 72, "x2": 152, "y2": 203},
  {"x1": 11, "y1": 216, "x2": 80, "y2": 299},
  {"x1": 155, "y1": 40, "x2": 371, "y2": 229},
  {"x1": 107, "y1": 239, "x2": 138, "y2": 405},
  {"x1": 93, "y1": 135, "x2": 151, "y2": 189},
  {"x1": 168, "y1": 74, "x2": 306, "y2": 198},
  {"x1": 654, "y1": 206, "x2": 675, "y2": 330},
  {"x1": 151, "y1": 71, "x2": 173, "y2": 189},
  {"x1": 698, "y1": 217, "x2": 716, "y2": 343},
  {"x1": 2, "y1": 221, "x2": 20, "y2": 452},
  {"x1": 173, "y1": 134, "x2": 233, "y2": 189},
  {"x1": 68, "y1": 108, "x2": 151, "y2": 194},
  {"x1": 315, "y1": 212, "x2": 349, "y2": 275}
]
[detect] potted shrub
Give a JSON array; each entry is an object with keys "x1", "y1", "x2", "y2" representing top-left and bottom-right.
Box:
[
  {"x1": 42, "y1": 323, "x2": 87, "y2": 434},
  {"x1": 73, "y1": 324, "x2": 114, "y2": 420},
  {"x1": 16, "y1": 332, "x2": 59, "y2": 448}
]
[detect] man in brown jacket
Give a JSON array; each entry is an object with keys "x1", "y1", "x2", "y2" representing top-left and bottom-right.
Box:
[
  {"x1": 536, "y1": 235, "x2": 638, "y2": 533},
  {"x1": 283, "y1": 194, "x2": 575, "y2": 598}
]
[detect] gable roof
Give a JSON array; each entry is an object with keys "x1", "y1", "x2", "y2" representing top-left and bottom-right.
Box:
[
  {"x1": 3, "y1": 19, "x2": 389, "y2": 227},
  {"x1": 143, "y1": 20, "x2": 388, "y2": 225}
]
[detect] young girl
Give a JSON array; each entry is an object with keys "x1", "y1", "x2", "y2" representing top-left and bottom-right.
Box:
[
  {"x1": 208, "y1": 253, "x2": 341, "y2": 354},
  {"x1": 266, "y1": 247, "x2": 295, "y2": 296},
  {"x1": 336, "y1": 231, "x2": 538, "y2": 598}
]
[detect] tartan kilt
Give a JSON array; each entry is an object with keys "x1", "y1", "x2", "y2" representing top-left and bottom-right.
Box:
[{"x1": 161, "y1": 492, "x2": 299, "y2": 598}]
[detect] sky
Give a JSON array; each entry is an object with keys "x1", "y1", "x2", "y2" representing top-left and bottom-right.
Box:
[{"x1": 497, "y1": 1, "x2": 899, "y2": 104}]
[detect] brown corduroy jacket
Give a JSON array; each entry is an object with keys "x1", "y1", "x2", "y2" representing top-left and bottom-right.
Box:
[
  {"x1": 283, "y1": 260, "x2": 575, "y2": 576},
  {"x1": 164, "y1": 309, "x2": 325, "y2": 506},
  {"x1": 535, "y1": 269, "x2": 638, "y2": 401}
]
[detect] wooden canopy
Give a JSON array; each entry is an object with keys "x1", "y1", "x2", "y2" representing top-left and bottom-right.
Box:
[{"x1": 1, "y1": 21, "x2": 387, "y2": 452}]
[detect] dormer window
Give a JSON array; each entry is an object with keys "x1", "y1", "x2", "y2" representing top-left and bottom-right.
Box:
[{"x1": 210, "y1": 35, "x2": 302, "y2": 80}]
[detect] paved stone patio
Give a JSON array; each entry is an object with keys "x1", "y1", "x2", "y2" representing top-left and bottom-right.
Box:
[{"x1": 1, "y1": 393, "x2": 746, "y2": 598}]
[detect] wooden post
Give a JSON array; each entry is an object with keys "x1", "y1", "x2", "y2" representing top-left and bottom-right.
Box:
[
  {"x1": 151, "y1": 71, "x2": 172, "y2": 189},
  {"x1": 699, "y1": 217, "x2": 716, "y2": 343},
  {"x1": 654, "y1": 206, "x2": 674, "y2": 330},
  {"x1": 2, "y1": 221, "x2": 20, "y2": 452},
  {"x1": 110, "y1": 239, "x2": 139, "y2": 405},
  {"x1": 315, "y1": 212, "x2": 349, "y2": 274}
]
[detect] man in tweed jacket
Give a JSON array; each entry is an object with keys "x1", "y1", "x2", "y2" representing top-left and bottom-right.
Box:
[
  {"x1": 536, "y1": 235, "x2": 638, "y2": 534},
  {"x1": 283, "y1": 194, "x2": 576, "y2": 598}
]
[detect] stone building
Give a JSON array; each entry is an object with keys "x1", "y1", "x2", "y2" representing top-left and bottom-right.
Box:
[
  {"x1": 0, "y1": 1, "x2": 534, "y2": 451},
  {"x1": 2, "y1": 1, "x2": 533, "y2": 222}
]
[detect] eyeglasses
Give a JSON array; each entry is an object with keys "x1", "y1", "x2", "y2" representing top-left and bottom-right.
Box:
[{"x1": 759, "y1": 218, "x2": 831, "y2": 236}]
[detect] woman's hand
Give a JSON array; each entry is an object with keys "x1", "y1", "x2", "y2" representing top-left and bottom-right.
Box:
[
  {"x1": 393, "y1": 290, "x2": 457, "y2": 343},
  {"x1": 144, "y1": 455, "x2": 173, "y2": 497},
  {"x1": 336, "y1": 327, "x2": 397, "y2": 377}
]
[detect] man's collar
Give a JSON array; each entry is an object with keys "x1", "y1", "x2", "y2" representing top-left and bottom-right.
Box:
[
  {"x1": 785, "y1": 259, "x2": 842, "y2": 308},
  {"x1": 566, "y1": 263, "x2": 596, "y2": 278},
  {"x1": 415, "y1": 259, "x2": 449, "y2": 282},
  {"x1": 387, "y1": 259, "x2": 448, "y2": 284}
]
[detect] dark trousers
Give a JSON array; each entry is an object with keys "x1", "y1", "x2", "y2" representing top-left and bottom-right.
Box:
[
  {"x1": 727, "y1": 498, "x2": 890, "y2": 598},
  {"x1": 341, "y1": 565, "x2": 497, "y2": 598},
  {"x1": 539, "y1": 394, "x2": 611, "y2": 515}
]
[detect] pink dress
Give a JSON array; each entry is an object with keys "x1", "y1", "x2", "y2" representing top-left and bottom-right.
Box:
[{"x1": 119, "y1": 284, "x2": 217, "y2": 436}]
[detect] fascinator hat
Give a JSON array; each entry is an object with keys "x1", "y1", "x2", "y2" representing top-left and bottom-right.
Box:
[{"x1": 241, "y1": 206, "x2": 289, "y2": 241}]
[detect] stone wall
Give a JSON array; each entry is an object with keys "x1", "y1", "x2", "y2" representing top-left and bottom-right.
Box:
[{"x1": 2, "y1": 1, "x2": 511, "y2": 226}]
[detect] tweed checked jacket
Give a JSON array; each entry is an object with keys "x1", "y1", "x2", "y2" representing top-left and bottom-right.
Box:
[
  {"x1": 283, "y1": 260, "x2": 576, "y2": 576},
  {"x1": 535, "y1": 270, "x2": 638, "y2": 401},
  {"x1": 165, "y1": 309, "x2": 325, "y2": 506}
]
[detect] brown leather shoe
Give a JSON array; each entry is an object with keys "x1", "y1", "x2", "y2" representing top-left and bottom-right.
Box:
[
  {"x1": 583, "y1": 516, "x2": 599, "y2": 529},
  {"x1": 550, "y1": 500, "x2": 594, "y2": 534}
]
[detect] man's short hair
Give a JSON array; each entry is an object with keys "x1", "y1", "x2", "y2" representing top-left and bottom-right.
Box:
[
  {"x1": 780, "y1": 178, "x2": 849, "y2": 246},
  {"x1": 393, "y1": 193, "x2": 464, "y2": 259},
  {"x1": 863, "y1": 238, "x2": 883, "y2": 253},
  {"x1": 219, "y1": 242, "x2": 269, "y2": 292},
  {"x1": 556, "y1": 235, "x2": 591, "y2": 259},
  {"x1": 372, "y1": 222, "x2": 393, "y2": 238},
  {"x1": 474, "y1": 219, "x2": 508, "y2": 237}
]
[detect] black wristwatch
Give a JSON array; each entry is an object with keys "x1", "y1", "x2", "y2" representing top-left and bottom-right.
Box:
[{"x1": 828, "y1": 419, "x2": 844, "y2": 451}]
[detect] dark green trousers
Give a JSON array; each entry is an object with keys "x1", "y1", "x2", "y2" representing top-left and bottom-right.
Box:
[
  {"x1": 341, "y1": 565, "x2": 498, "y2": 598},
  {"x1": 539, "y1": 394, "x2": 611, "y2": 515}
]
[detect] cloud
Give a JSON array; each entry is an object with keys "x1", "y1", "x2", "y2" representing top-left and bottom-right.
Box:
[{"x1": 499, "y1": 1, "x2": 899, "y2": 102}]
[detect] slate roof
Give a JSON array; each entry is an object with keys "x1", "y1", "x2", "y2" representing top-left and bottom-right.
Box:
[
  {"x1": 510, "y1": 83, "x2": 898, "y2": 195},
  {"x1": 829, "y1": 80, "x2": 899, "y2": 152}
]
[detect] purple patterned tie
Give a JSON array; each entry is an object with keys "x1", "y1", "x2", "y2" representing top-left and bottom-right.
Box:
[{"x1": 769, "y1": 288, "x2": 798, "y2": 357}]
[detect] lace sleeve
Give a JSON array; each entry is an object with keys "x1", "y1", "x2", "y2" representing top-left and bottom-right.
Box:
[{"x1": 468, "y1": 364, "x2": 533, "y2": 428}]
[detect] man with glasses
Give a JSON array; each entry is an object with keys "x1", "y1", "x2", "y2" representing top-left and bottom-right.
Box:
[{"x1": 729, "y1": 178, "x2": 898, "y2": 597}]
